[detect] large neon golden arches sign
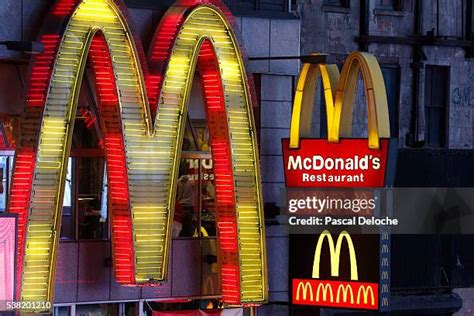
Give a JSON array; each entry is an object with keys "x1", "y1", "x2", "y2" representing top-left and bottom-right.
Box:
[{"x1": 8, "y1": 0, "x2": 267, "y2": 309}]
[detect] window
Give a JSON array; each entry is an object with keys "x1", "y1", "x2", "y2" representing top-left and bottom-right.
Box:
[
  {"x1": 467, "y1": 0, "x2": 474, "y2": 56},
  {"x1": 223, "y1": 0, "x2": 291, "y2": 14},
  {"x1": 76, "y1": 157, "x2": 107, "y2": 240},
  {"x1": 54, "y1": 302, "x2": 136, "y2": 316},
  {"x1": 172, "y1": 74, "x2": 217, "y2": 239},
  {"x1": 59, "y1": 155, "x2": 108, "y2": 240},
  {"x1": 377, "y1": 0, "x2": 401, "y2": 10},
  {"x1": 174, "y1": 155, "x2": 216, "y2": 238},
  {"x1": 53, "y1": 306, "x2": 71, "y2": 316},
  {"x1": 323, "y1": 0, "x2": 350, "y2": 7},
  {"x1": 291, "y1": 0, "x2": 298, "y2": 11},
  {"x1": 127, "y1": 0, "x2": 292, "y2": 15},
  {"x1": 468, "y1": 0, "x2": 474, "y2": 36},
  {"x1": 381, "y1": 65, "x2": 400, "y2": 138},
  {"x1": 320, "y1": 85, "x2": 328, "y2": 138},
  {"x1": 424, "y1": 65, "x2": 449, "y2": 148},
  {"x1": 59, "y1": 81, "x2": 109, "y2": 240},
  {"x1": 76, "y1": 303, "x2": 119, "y2": 316},
  {"x1": 60, "y1": 158, "x2": 75, "y2": 239}
]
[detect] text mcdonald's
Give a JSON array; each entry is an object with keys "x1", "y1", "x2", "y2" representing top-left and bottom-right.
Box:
[{"x1": 283, "y1": 138, "x2": 389, "y2": 188}]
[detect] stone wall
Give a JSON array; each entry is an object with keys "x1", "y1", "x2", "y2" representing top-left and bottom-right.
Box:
[{"x1": 238, "y1": 16, "x2": 300, "y2": 205}]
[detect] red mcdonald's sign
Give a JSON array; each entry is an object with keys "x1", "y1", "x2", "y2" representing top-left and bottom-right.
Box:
[{"x1": 282, "y1": 139, "x2": 389, "y2": 188}]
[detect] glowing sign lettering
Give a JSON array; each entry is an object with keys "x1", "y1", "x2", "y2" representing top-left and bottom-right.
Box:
[{"x1": 292, "y1": 231, "x2": 379, "y2": 310}]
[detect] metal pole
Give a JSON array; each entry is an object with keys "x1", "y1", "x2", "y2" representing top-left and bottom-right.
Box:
[
  {"x1": 138, "y1": 300, "x2": 145, "y2": 316},
  {"x1": 249, "y1": 306, "x2": 256, "y2": 316}
]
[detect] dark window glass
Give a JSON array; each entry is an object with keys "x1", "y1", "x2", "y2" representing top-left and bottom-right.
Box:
[
  {"x1": 467, "y1": 0, "x2": 474, "y2": 41},
  {"x1": 127, "y1": 0, "x2": 291, "y2": 13},
  {"x1": 424, "y1": 65, "x2": 449, "y2": 148},
  {"x1": 377, "y1": 0, "x2": 401, "y2": 10},
  {"x1": 320, "y1": 85, "x2": 328, "y2": 138},
  {"x1": 124, "y1": 302, "x2": 138, "y2": 316},
  {"x1": 53, "y1": 306, "x2": 71, "y2": 316},
  {"x1": 381, "y1": 66, "x2": 400, "y2": 138},
  {"x1": 323, "y1": 0, "x2": 349, "y2": 8},
  {"x1": 466, "y1": 1, "x2": 474, "y2": 57},
  {"x1": 291, "y1": 0, "x2": 298, "y2": 10},
  {"x1": 76, "y1": 303, "x2": 119, "y2": 316},
  {"x1": 77, "y1": 157, "x2": 108, "y2": 240}
]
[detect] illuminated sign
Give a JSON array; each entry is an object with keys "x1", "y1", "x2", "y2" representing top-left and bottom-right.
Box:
[
  {"x1": 293, "y1": 280, "x2": 377, "y2": 309},
  {"x1": 282, "y1": 52, "x2": 391, "y2": 188},
  {"x1": 0, "y1": 216, "x2": 16, "y2": 310},
  {"x1": 291, "y1": 231, "x2": 379, "y2": 310},
  {"x1": 283, "y1": 139, "x2": 389, "y2": 187},
  {"x1": 8, "y1": 0, "x2": 267, "y2": 310},
  {"x1": 286, "y1": 52, "x2": 392, "y2": 311}
]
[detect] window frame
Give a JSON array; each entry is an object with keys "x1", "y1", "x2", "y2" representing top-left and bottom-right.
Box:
[
  {"x1": 124, "y1": 0, "x2": 293, "y2": 17},
  {"x1": 323, "y1": 0, "x2": 350, "y2": 8},
  {"x1": 380, "y1": 64, "x2": 401, "y2": 139},
  {"x1": 423, "y1": 65, "x2": 450, "y2": 149},
  {"x1": 376, "y1": 0, "x2": 402, "y2": 11},
  {"x1": 178, "y1": 151, "x2": 216, "y2": 239},
  {"x1": 69, "y1": 150, "x2": 109, "y2": 241},
  {"x1": 466, "y1": 0, "x2": 474, "y2": 57}
]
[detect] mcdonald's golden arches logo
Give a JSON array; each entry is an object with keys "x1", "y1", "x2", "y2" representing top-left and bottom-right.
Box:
[
  {"x1": 290, "y1": 52, "x2": 390, "y2": 149},
  {"x1": 7, "y1": 0, "x2": 267, "y2": 311},
  {"x1": 292, "y1": 230, "x2": 379, "y2": 310}
]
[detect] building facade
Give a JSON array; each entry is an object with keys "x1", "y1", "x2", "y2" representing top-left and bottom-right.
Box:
[{"x1": 294, "y1": 1, "x2": 474, "y2": 315}]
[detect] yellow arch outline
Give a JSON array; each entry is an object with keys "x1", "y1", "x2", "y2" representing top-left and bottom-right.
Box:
[
  {"x1": 289, "y1": 52, "x2": 390, "y2": 149},
  {"x1": 312, "y1": 230, "x2": 358, "y2": 281}
]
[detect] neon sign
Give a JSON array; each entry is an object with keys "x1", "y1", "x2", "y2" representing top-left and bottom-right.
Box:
[
  {"x1": 291, "y1": 231, "x2": 379, "y2": 310},
  {"x1": 282, "y1": 52, "x2": 391, "y2": 188},
  {"x1": 8, "y1": 0, "x2": 267, "y2": 310},
  {"x1": 286, "y1": 52, "x2": 392, "y2": 311}
]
